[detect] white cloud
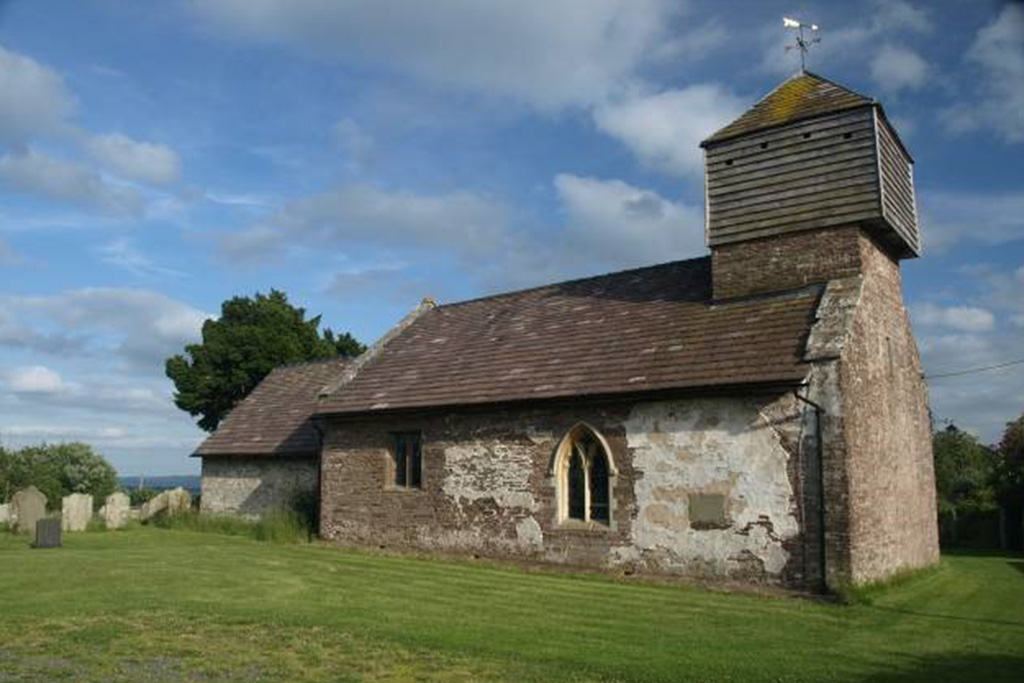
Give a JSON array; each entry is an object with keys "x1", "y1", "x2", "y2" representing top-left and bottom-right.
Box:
[
  {"x1": 554, "y1": 174, "x2": 704, "y2": 263},
  {"x1": 912, "y1": 303, "x2": 995, "y2": 332},
  {"x1": 333, "y1": 118, "x2": 374, "y2": 167},
  {"x1": 221, "y1": 183, "x2": 512, "y2": 262},
  {"x1": 920, "y1": 190, "x2": 1024, "y2": 251},
  {"x1": 941, "y1": 4, "x2": 1024, "y2": 142},
  {"x1": 84, "y1": 133, "x2": 181, "y2": 186},
  {"x1": 870, "y1": 44, "x2": 929, "y2": 94},
  {"x1": 97, "y1": 238, "x2": 185, "y2": 278},
  {"x1": 188, "y1": 0, "x2": 681, "y2": 111},
  {"x1": 0, "y1": 288, "x2": 210, "y2": 371},
  {"x1": 593, "y1": 85, "x2": 744, "y2": 178},
  {"x1": 0, "y1": 149, "x2": 146, "y2": 216},
  {"x1": 0, "y1": 237, "x2": 21, "y2": 265},
  {"x1": 0, "y1": 44, "x2": 76, "y2": 144},
  {"x1": 7, "y1": 365, "x2": 63, "y2": 393}
]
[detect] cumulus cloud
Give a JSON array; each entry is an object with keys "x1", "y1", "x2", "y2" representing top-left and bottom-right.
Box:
[
  {"x1": 187, "y1": 0, "x2": 680, "y2": 111},
  {"x1": 0, "y1": 149, "x2": 146, "y2": 216},
  {"x1": 83, "y1": 133, "x2": 181, "y2": 185},
  {"x1": 7, "y1": 365, "x2": 63, "y2": 393},
  {"x1": 941, "y1": 4, "x2": 1024, "y2": 142},
  {"x1": 593, "y1": 85, "x2": 744, "y2": 178},
  {"x1": 220, "y1": 183, "x2": 512, "y2": 263},
  {"x1": 0, "y1": 44, "x2": 75, "y2": 144},
  {"x1": 912, "y1": 303, "x2": 995, "y2": 332},
  {"x1": 0, "y1": 288, "x2": 210, "y2": 371},
  {"x1": 553, "y1": 174, "x2": 704, "y2": 263},
  {"x1": 870, "y1": 44, "x2": 929, "y2": 94}
]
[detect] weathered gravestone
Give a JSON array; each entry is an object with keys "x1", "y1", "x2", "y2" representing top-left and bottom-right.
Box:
[
  {"x1": 34, "y1": 518, "x2": 61, "y2": 548},
  {"x1": 102, "y1": 492, "x2": 131, "y2": 529},
  {"x1": 140, "y1": 487, "x2": 192, "y2": 521},
  {"x1": 11, "y1": 486, "x2": 47, "y2": 538},
  {"x1": 62, "y1": 493, "x2": 93, "y2": 532},
  {"x1": 0, "y1": 503, "x2": 10, "y2": 526}
]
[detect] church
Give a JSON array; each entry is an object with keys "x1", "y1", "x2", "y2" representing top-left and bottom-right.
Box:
[{"x1": 195, "y1": 72, "x2": 940, "y2": 591}]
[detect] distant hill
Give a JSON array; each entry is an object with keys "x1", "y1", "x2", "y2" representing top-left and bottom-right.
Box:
[{"x1": 118, "y1": 475, "x2": 201, "y2": 493}]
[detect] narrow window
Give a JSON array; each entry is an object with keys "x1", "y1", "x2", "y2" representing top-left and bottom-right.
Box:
[
  {"x1": 843, "y1": 131, "x2": 853, "y2": 140},
  {"x1": 393, "y1": 432, "x2": 422, "y2": 489},
  {"x1": 557, "y1": 425, "x2": 614, "y2": 526},
  {"x1": 589, "y1": 449, "x2": 610, "y2": 523},
  {"x1": 567, "y1": 448, "x2": 586, "y2": 520}
]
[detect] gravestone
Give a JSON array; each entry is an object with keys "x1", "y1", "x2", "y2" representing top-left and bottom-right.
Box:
[
  {"x1": 0, "y1": 503, "x2": 10, "y2": 526},
  {"x1": 140, "y1": 487, "x2": 191, "y2": 521},
  {"x1": 11, "y1": 486, "x2": 47, "y2": 538},
  {"x1": 62, "y1": 493, "x2": 93, "y2": 532},
  {"x1": 102, "y1": 492, "x2": 131, "y2": 529},
  {"x1": 33, "y1": 518, "x2": 62, "y2": 548}
]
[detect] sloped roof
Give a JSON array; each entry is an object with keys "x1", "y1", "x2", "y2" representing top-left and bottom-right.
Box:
[
  {"x1": 702, "y1": 71, "x2": 873, "y2": 146},
  {"x1": 194, "y1": 358, "x2": 347, "y2": 457},
  {"x1": 316, "y1": 258, "x2": 820, "y2": 417}
]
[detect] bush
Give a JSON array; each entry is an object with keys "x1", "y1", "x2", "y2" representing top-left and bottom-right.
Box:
[
  {"x1": 128, "y1": 488, "x2": 160, "y2": 507},
  {"x1": 0, "y1": 443, "x2": 118, "y2": 508}
]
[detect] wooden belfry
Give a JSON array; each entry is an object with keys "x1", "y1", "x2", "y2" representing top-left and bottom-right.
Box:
[{"x1": 700, "y1": 71, "x2": 920, "y2": 260}]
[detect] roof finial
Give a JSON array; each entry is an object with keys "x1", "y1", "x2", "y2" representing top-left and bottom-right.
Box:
[{"x1": 783, "y1": 17, "x2": 820, "y2": 73}]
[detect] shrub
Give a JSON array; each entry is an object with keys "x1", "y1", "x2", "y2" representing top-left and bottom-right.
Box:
[
  {"x1": 128, "y1": 488, "x2": 160, "y2": 507},
  {"x1": 0, "y1": 443, "x2": 118, "y2": 507}
]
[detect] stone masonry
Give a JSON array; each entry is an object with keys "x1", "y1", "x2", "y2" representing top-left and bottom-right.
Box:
[
  {"x1": 320, "y1": 393, "x2": 822, "y2": 588},
  {"x1": 201, "y1": 458, "x2": 318, "y2": 517}
]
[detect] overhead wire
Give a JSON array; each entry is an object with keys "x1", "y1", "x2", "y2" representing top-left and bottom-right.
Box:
[{"x1": 924, "y1": 357, "x2": 1024, "y2": 380}]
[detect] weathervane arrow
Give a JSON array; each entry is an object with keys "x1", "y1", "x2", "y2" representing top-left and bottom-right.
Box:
[{"x1": 783, "y1": 17, "x2": 821, "y2": 72}]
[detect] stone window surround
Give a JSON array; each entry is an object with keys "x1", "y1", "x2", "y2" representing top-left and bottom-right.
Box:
[
  {"x1": 386, "y1": 431, "x2": 424, "y2": 491},
  {"x1": 549, "y1": 423, "x2": 618, "y2": 531}
]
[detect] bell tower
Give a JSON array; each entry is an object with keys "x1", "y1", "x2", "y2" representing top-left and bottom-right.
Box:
[{"x1": 700, "y1": 72, "x2": 920, "y2": 300}]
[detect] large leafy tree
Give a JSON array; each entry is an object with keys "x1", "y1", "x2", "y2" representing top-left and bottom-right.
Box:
[
  {"x1": 166, "y1": 290, "x2": 365, "y2": 432},
  {"x1": 932, "y1": 424, "x2": 997, "y2": 544},
  {"x1": 1, "y1": 442, "x2": 118, "y2": 507},
  {"x1": 994, "y1": 414, "x2": 1024, "y2": 509}
]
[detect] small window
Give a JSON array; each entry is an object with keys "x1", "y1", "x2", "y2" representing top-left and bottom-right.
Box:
[
  {"x1": 725, "y1": 159, "x2": 733, "y2": 166},
  {"x1": 392, "y1": 432, "x2": 422, "y2": 489},
  {"x1": 802, "y1": 132, "x2": 812, "y2": 139},
  {"x1": 760, "y1": 141, "x2": 769, "y2": 149},
  {"x1": 843, "y1": 132, "x2": 853, "y2": 140}
]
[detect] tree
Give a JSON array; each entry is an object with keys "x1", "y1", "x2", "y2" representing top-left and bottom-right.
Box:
[
  {"x1": 994, "y1": 414, "x2": 1024, "y2": 508},
  {"x1": 932, "y1": 424, "x2": 998, "y2": 545},
  {"x1": 2, "y1": 442, "x2": 118, "y2": 507},
  {"x1": 166, "y1": 290, "x2": 366, "y2": 432}
]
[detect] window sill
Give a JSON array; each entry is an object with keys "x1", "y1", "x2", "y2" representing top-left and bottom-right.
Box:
[
  {"x1": 384, "y1": 486, "x2": 425, "y2": 493},
  {"x1": 554, "y1": 519, "x2": 613, "y2": 533}
]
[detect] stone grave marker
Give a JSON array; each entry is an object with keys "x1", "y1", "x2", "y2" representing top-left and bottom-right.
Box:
[
  {"x1": 0, "y1": 503, "x2": 10, "y2": 526},
  {"x1": 33, "y1": 518, "x2": 62, "y2": 548},
  {"x1": 102, "y1": 492, "x2": 131, "y2": 529},
  {"x1": 11, "y1": 486, "x2": 47, "y2": 538},
  {"x1": 62, "y1": 493, "x2": 93, "y2": 532},
  {"x1": 141, "y1": 487, "x2": 192, "y2": 521}
]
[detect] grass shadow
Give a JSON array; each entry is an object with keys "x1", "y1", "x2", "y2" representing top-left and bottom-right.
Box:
[{"x1": 857, "y1": 652, "x2": 1024, "y2": 683}]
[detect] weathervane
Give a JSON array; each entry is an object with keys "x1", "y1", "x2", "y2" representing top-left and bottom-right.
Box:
[{"x1": 783, "y1": 17, "x2": 820, "y2": 72}]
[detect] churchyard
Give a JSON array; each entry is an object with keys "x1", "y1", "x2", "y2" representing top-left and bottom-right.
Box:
[{"x1": 0, "y1": 526, "x2": 1021, "y2": 682}]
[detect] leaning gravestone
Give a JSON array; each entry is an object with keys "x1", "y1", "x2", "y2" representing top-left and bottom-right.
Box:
[
  {"x1": 11, "y1": 486, "x2": 47, "y2": 538},
  {"x1": 0, "y1": 503, "x2": 10, "y2": 526},
  {"x1": 34, "y1": 518, "x2": 62, "y2": 548},
  {"x1": 62, "y1": 493, "x2": 93, "y2": 532},
  {"x1": 140, "y1": 487, "x2": 191, "y2": 521},
  {"x1": 102, "y1": 492, "x2": 131, "y2": 529}
]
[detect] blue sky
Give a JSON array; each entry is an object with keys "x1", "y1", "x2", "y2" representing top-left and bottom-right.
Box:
[{"x1": 1, "y1": 0, "x2": 1022, "y2": 475}]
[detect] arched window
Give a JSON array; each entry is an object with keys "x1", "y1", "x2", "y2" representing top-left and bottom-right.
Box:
[{"x1": 555, "y1": 425, "x2": 616, "y2": 525}]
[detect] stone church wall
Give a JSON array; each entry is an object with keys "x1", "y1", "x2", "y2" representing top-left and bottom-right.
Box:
[
  {"x1": 201, "y1": 457, "x2": 318, "y2": 517},
  {"x1": 320, "y1": 392, "x2": 821, "y2": 588},
  {"x1": 838, "y1": 233, "x2": 940, "y2": 582}
]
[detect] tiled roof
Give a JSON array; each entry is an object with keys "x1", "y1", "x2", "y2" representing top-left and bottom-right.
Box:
[
  {"x1": 703, "y1": 71, "x2": 873, "y2": 146},
  {"x1": 317, "y1": 258, "x2": 820, "y2": 416},
  {"x1": 194, "y1": 359, "x2": 347, "y2": 457}
]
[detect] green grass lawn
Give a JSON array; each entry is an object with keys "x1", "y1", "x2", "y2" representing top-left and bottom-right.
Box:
[{"x1": 1, "y1": 528, "x2": 1021, "y2": 682}]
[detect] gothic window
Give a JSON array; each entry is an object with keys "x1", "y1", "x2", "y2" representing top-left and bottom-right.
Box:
[
  {"x1": 393, "y1": 432, "x2": 422, "y2": 489},
  {"x1": 556, "y1": 425, "x2": 615, "y2": 525}
]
